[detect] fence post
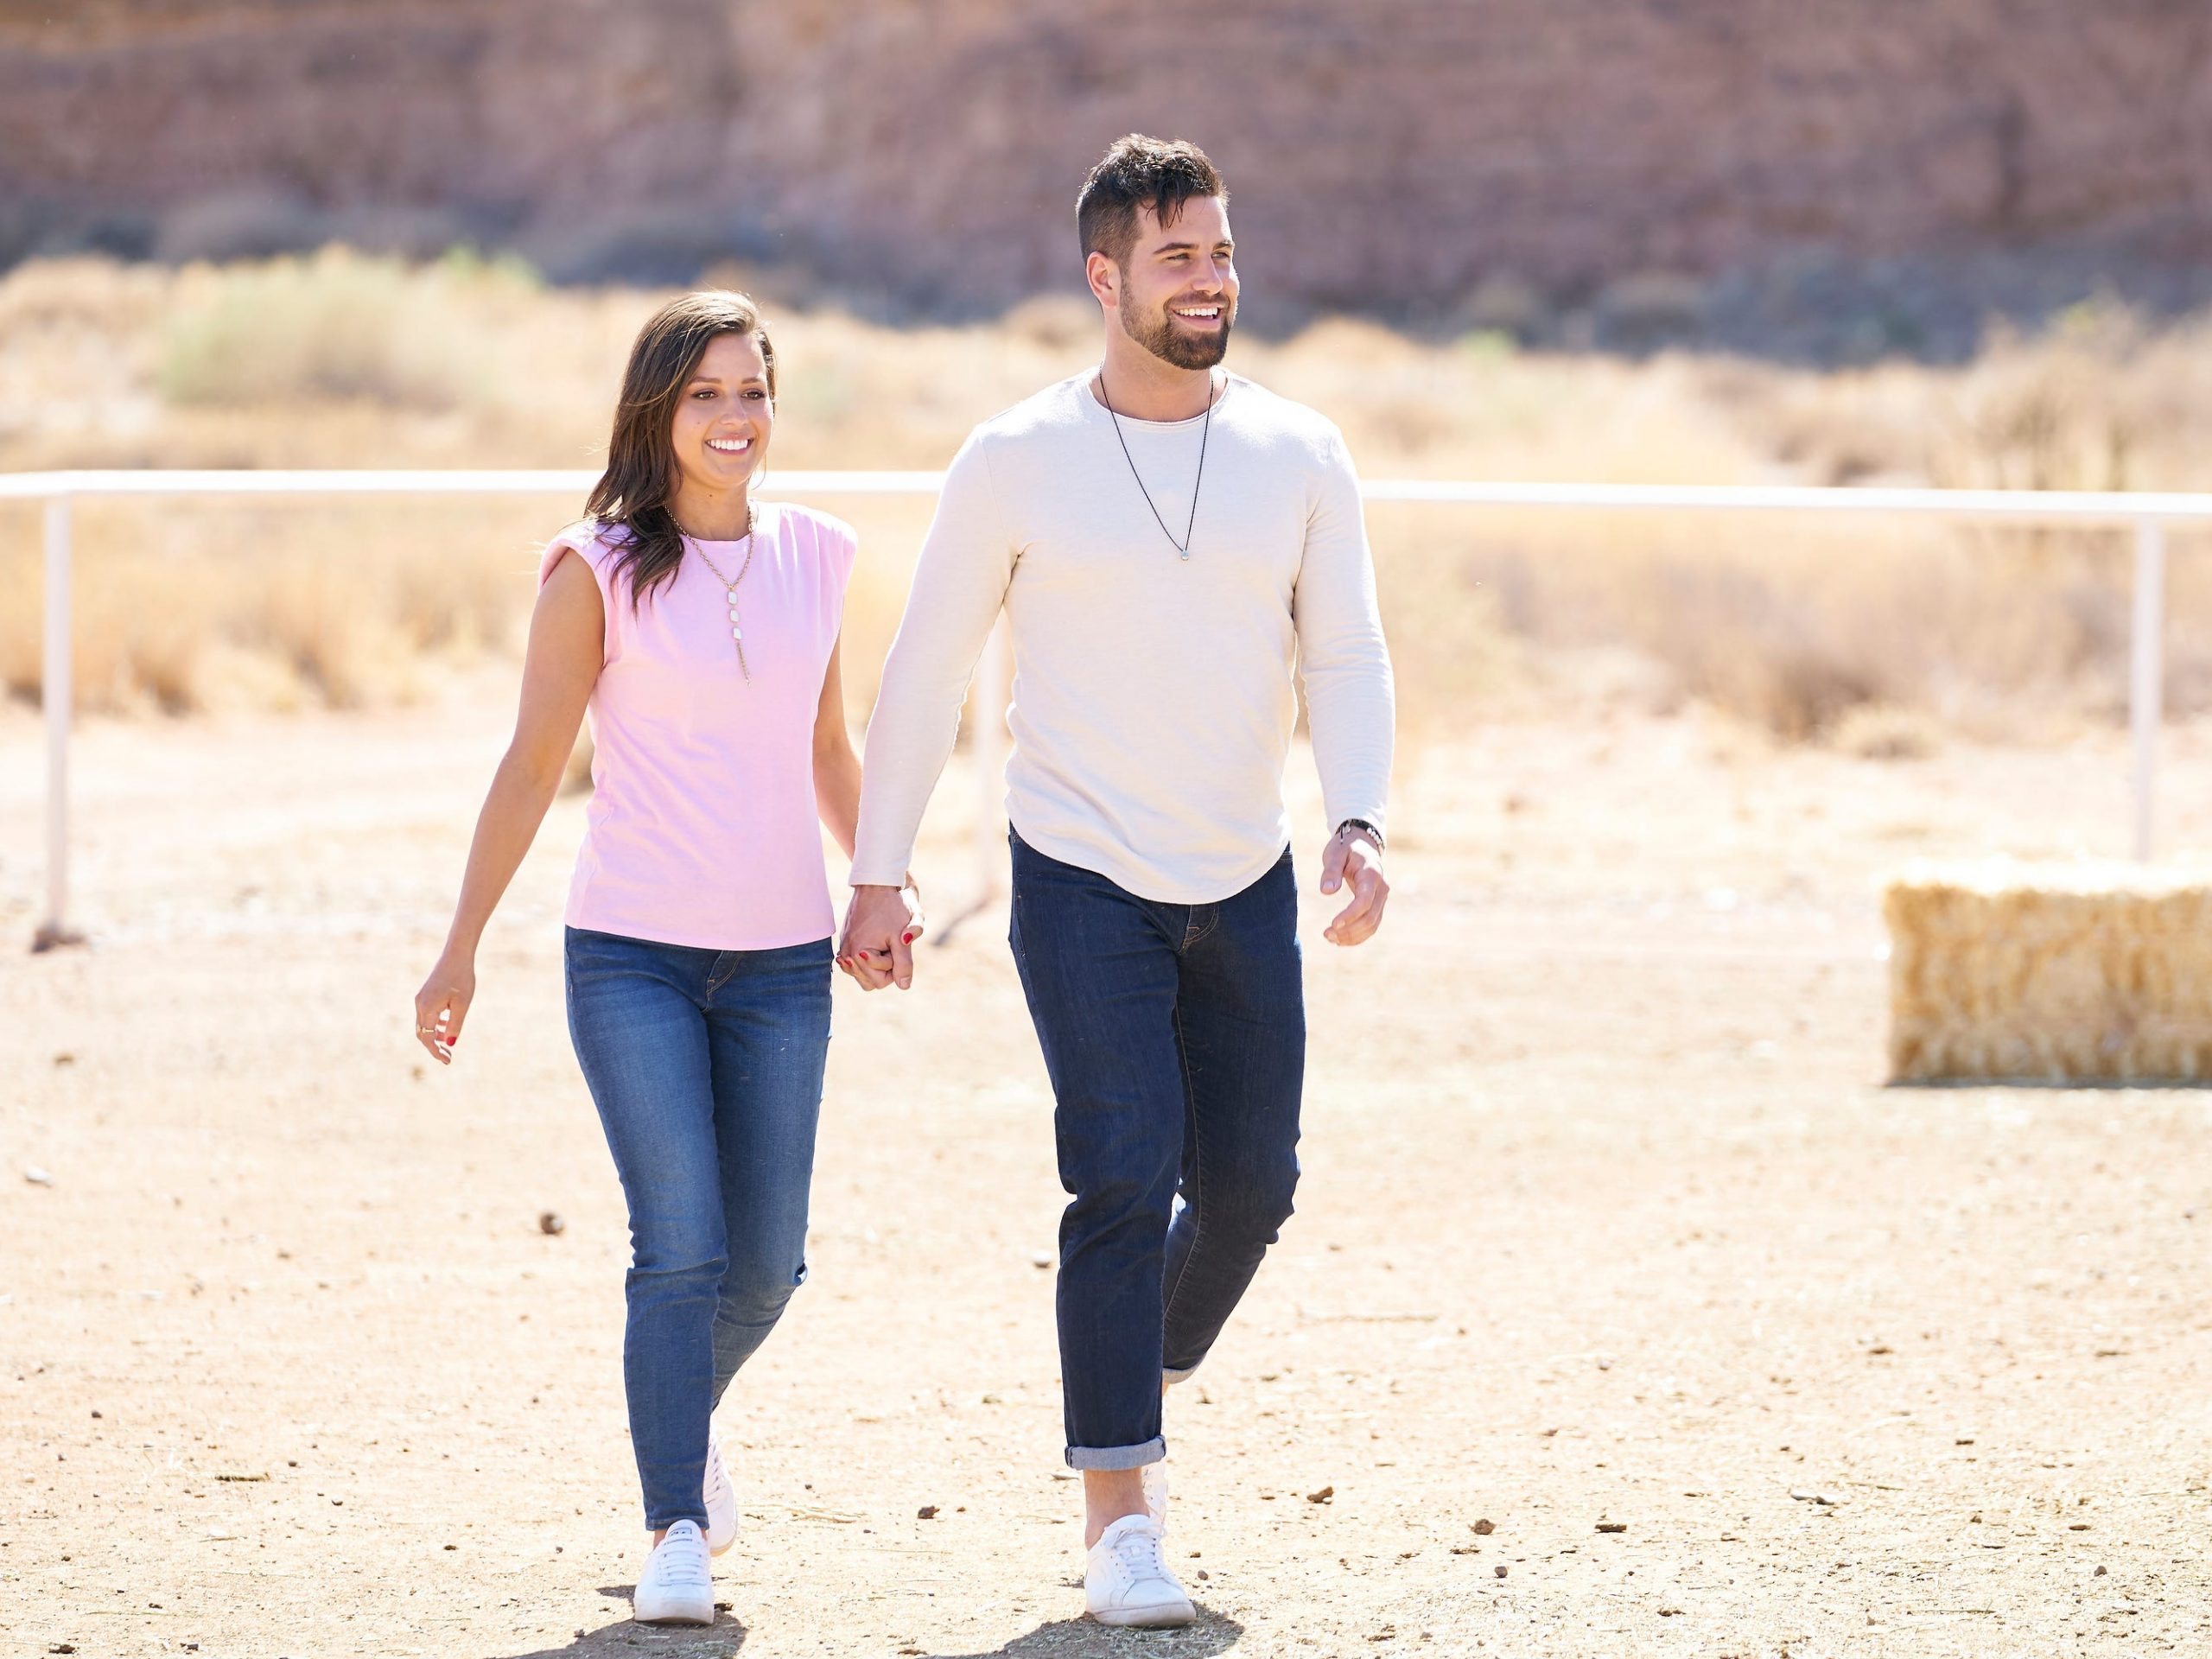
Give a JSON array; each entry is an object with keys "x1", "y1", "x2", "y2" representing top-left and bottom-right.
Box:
[
  {"x1": 35, "y1": 494, "x2": 85, "y2": 950},
  {"x1": 2130, "y1": 518, "x2": 2166, "y2": 863}
]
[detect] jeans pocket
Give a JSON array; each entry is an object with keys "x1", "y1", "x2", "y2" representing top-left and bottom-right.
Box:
[{"x1": 564, "y1": 926, "x2": 665, "y2": 999}]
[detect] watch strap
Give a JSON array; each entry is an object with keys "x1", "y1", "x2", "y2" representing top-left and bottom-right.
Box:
[{"x1": 1337, "y1": 817, "x2": 1384, "y2": 852}]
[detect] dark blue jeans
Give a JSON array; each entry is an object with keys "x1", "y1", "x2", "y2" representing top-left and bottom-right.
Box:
[
  {"x1": 564, "y1": 927, "x2": 832, "y2": 1531},
  {"x1": 1007, "y1": 831, "x2": 1306, "y2": 1471}
]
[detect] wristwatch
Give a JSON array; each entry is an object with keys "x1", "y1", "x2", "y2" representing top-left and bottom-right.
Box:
[{"x1": 1337, "y1": 817, "x2": 1384, "y2": 852}]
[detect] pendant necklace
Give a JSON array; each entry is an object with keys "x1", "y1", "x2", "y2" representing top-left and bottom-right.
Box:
[
  {"x1": 1099, "y1": 367, "x2": 1216, "y2": 561},
  {"x1": 686, "y1": 503, "x2": 759, "y2": 680}
]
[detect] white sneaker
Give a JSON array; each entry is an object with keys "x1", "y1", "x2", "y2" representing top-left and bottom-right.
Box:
[
  {"x1": 1085, "y1": 1513, "x2": 1195, "y2": 1628},
  {"x1": 1141, "y1": 1460, "x2": 1167, "y2": 1531},
  {"x1": 633, "y1": 1518, "x2": 715, "y2": 1626},
  {"x1": 702, "y1": 1440, "x2": 737, "y2": 1556}
]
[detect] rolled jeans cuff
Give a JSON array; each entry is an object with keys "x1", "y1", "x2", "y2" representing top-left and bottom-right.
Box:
[
  {"x1": 1065, "y1": 1436, "x2": 1166, "y2": 1471},
  {"x1": 1163, "y1": 1363, "x2": 1199, "y2": 1386}
]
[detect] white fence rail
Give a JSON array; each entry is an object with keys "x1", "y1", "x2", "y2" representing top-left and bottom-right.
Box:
[{"x1": 8, "y1": 470, "x2": 2205, "y2": 950}]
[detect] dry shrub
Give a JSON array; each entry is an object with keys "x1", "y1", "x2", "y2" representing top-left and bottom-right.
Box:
[
  {"x1": 240, "y1": 559, "x2": 423, "y2": 708},
  {"x1": 1829, "y1": 704, "x2": 1942, "y2": 761},
  {"x1": 1707, "y1": 298, "x2": 2211, "y2": 500},
  {"x1": 0, "y1": 259, "x2": 169, "y2": 465},
  {"x1": 0, "y1": 531, "x2": 229, "y2": 715},
  {"x1": 1000, "y1": 294, "x2": 1096, "y2": 350},
  {"x1": 6, "y1": 253, "x2": 2212, "y2": 741},
  {"x1": 1930, "y1": 304, "x2": 2147, "y2": 493},
  {"x1": 0, "y1": 497, "x2": 543, "y2": 715},
  {"x1": 1386, "y1": 503, "x2": 2185, "y2": 741},
  {"x1": 1367, "y1": 559, "x2": 1521, "y2": 734},
  {"x1": 158, "y1": 248, "x2": 534, "y2": 411}
]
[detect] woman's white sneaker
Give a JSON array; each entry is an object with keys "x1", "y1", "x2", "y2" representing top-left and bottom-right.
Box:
[
  {"x1": 1085, "y1": 1513, "x2": 1195, "y2": 1628},
  {"x1": 702, "y1": 1440, "x2": 738, "y2": 1556},
  {"x1": 633, "y1": 1519, "x2": 715, "y2": 1625}
]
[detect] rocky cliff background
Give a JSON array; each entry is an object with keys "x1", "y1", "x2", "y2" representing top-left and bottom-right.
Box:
[{"x1": 5, "y1": 0, "x2": 2210, "y2": 354}]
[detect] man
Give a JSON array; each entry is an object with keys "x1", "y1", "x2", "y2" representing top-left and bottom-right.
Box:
[{"x1": 840, "y1": 134, "x2": 1394, "y2": 1628}]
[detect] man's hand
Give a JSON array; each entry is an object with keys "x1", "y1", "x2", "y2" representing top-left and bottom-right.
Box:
[
  {"x1": 1319, "y1": 824, "x2": 1389, "y2": 947},
  {"x1": 837, "y1": 882, "x2": 925, "y2": 990}
]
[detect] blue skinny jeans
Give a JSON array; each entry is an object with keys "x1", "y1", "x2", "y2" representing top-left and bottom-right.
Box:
[
  {"x1": 564, "y1": 927, "x2": 831, "y2": 1531},
  {"x1": 1007, "y1": 831, "x2": 1306, "y2": 1471}
]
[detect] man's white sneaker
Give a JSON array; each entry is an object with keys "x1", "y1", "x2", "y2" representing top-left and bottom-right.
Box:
[
  {"x1": 1141, "y1": 1460, "x2": 1167, "y2": 1531},
  {"x1": 1085, "y1": 1513, "x2": 1195, "y2": 1628},
  {"x1": 633, "y1": 1518, "x2": 715, "y2": 1626},
  {"x1": 702, "y1": 1440, "x2": 737, "y2": 1556}
]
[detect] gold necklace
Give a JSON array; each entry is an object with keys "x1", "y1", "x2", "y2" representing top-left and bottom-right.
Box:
[{"x1": 685, "y1": 505, "x2": 758, "y2": 680}]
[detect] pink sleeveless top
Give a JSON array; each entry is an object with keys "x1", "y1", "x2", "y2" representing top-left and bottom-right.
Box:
[{"x1": 537, "y1": 503, "x2": 857, "y2": 950}]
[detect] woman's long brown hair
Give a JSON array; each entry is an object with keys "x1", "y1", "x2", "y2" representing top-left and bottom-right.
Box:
[{"x1": 585, "y1": 289, "x2": 778, "y2": 610}]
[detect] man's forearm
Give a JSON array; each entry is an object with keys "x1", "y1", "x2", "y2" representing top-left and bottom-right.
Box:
[
  {"x1": 1299, "y1": 430, "x2": 1395, "y2": 838},
  {"x1": 849, "y1": 687, "x2": 965, "y2": 886},
  {"x1": 1306, "y1": 662, "x2": 1395, "y2": 838},
  {"x1": 849, "y1": 438, "x2": 1014, "y2": 886}
]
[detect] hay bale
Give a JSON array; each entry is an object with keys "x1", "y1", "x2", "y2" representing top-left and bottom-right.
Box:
[{"x1": 1885, "y1": 859, "x2": 2212, "y2": 1084}]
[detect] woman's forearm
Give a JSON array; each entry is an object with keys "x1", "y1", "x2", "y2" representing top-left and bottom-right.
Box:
[{"x1": 443, "y1": 751, "x2": 564, "y2": 957}]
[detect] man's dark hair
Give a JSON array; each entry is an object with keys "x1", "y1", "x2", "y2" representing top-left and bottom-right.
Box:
[{"x1": 1077, "y1": 135, "x2": 1227, "y2": 269}]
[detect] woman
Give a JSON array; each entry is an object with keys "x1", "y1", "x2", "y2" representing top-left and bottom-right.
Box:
[{"x1": 411, "y1": 290, "x2": 920, "y2": 1626}]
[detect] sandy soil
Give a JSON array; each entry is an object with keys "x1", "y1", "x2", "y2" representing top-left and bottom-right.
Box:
[{"x1": 3, "y1": 685, "x2": 2209, "y2": 1658}]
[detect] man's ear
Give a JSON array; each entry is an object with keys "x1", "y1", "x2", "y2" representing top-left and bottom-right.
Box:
[{"x1": 1085, "y1": 251, "x2": 1119, "y2": 311}]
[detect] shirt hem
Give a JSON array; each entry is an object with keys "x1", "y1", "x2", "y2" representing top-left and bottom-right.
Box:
[
  {"x1": 563, "y1": 909, "x2": 836, "y2": 953},
  {"x1": 1007, "y1": 816, "x2": 1291, "y2": 906}
]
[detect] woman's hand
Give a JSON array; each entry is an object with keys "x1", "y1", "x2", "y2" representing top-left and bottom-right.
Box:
[
  {"x1": 413, "y1": 950, "x2": 477, "y2": 1065},
  {"x1": 837, "y1": 880, "x2": 925, "y2": 990}
]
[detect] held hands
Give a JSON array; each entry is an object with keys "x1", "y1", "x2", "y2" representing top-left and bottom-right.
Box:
[
  {"x1": 412, "y1": 950, "x2": 475, "y2": 1065},
  {"x1": 836, "y1": 880, "x2": 926, "y2": 990},
  {"x1": 1319, "y1": 823, "x2": 1389, "y2": 946}
]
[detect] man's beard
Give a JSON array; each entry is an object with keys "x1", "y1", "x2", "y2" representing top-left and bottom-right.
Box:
[{"x1": 1121, "y1": 286, "x2": 1233, "y2": 370}]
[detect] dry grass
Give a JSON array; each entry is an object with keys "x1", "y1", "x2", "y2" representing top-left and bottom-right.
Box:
[
  {"x1": 3, "y1": 254, "x2": 2210, "y2": 735},
  {"x1": 0, "y1": 498, "x2": 541, "y2": 714}
]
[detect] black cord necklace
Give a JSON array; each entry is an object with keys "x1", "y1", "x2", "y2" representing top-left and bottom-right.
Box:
[{"x1": 1098, "y1": 367, "x2": 1217, "y2": 562}]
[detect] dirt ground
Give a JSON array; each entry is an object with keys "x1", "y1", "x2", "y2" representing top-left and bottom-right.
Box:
[{"x1": 3, "y1": 684, "x2": 2209, "y2": 1658}]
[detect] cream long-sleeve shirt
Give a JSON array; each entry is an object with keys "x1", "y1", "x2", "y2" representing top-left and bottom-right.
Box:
[{"x1": 850, "y1": 372, "x2": 1395, "y2": 905}]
